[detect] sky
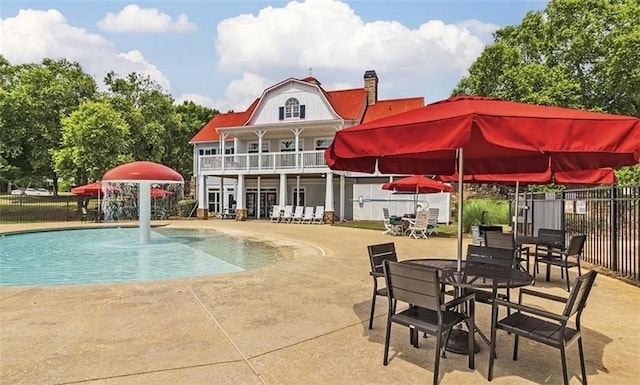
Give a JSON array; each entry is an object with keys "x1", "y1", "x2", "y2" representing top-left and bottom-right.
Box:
[{"x1": 0, "y1": 0, "x2": 548, "y2": 113}]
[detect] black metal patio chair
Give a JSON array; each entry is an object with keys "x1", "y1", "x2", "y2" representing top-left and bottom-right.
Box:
[
  {"x1": 367, "y1": 242, "x2": 398, "y2": 329},
  {"x1": 488, "y1": 270, "x2": 597, "y2": 385},
  {"x1": 382, "y1": 260, "x2": 475, "y2": 385},
  {"x1": 535, "y1": 234, "x2": 587, "y2": 292}
]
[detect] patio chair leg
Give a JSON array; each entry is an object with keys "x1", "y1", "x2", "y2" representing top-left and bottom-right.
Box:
[
  {"x1": 368, "y1": 288, "x2": 377, "y2": 329},
  {"x1": 578, "y1": 336, "x2": 588, "y2": 385},
  {"x1": 383, "y1": 318, "x2": 392, "y2": 365},
  {"x1": 560, "y1": 345, "x2": 569, "y2": 385},
  {"x1": 433, "y1": 333, "x2": 442, "y2": 385},
  {"x1": 565, "y1": 266, "x2": 571, "y2": 292},
  {"x1": 513, "y1": 335, "x2": 519, "y2": 361}
]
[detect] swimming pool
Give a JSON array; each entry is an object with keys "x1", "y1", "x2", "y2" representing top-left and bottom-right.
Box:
[{"x1": 0, "y1": 227, "x2": 282, "y2": 286}]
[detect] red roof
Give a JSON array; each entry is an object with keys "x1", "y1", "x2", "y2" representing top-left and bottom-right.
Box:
[
  {"x1": 362, "y1": 97, "x2": 425, "y2": 123},
  {"x1": 325, "y1": 88, "x2": 368, "y2": 119},
  {"x1": 189, "y1": 99, "x2": 259, "y2": 143},
  {"x1": 189, "y1": 78, "x2": 423, "y2": 144}
]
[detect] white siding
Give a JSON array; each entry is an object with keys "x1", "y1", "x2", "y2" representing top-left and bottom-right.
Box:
[
  {"x1": 251, "y1": 82, "x2": 338, "y2": 125},
  {"x1": 352, "y1": 184, "x2": 451, "y2": 223}
]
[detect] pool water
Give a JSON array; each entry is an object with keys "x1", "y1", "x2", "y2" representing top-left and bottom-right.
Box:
[{"x1": 0, "y1": 227, "x2": 282, "y2": 286}]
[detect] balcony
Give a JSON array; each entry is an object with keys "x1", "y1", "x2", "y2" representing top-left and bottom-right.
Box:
[{"x1": 199, "y1": 150, "x2": 329, "y2": 174}]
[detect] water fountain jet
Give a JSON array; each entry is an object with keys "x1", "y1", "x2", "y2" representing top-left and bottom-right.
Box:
[{"x1": 103, "y1": 161, "x2": 184, "y2": 244}]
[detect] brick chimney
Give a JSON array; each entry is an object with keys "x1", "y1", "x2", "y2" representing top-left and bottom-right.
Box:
[{"x1": 363, "y1": 70, "x2": 378, "y2": 105}]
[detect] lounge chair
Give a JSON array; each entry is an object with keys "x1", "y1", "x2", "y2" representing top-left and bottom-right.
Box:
[
  {"x1": 407, "y1": 210, "x2": 429, "y2": 239},
  {"x1": 281, "y1": 205, "x2": 294, "y2": 223},
  {"x1": 291, "y1": 206, "x2": 304, "y2": 223},
  {"x1": 269, "y1": 205, "x2": 281, "y2": 222},
  {"x1": 312, "y1": 205, "x2": 324, "y2": 224},
  {"x1": 426, "y1": 208, "x2": 440, "y2": 237},
  {"x1": 382, "y1": 208, "x2": 402, "y2": 236},
  {"x1": 301, "y1": 207, "x2": 314, "y2": 224}
]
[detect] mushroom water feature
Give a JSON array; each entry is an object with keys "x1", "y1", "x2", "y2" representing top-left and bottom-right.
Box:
[{"x1": 102, "y1": 161, "x2": 184, "y2": 244}]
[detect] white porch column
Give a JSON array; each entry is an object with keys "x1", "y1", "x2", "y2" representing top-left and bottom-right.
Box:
[
  {"x1": 257, "y1": 130, "x2": 265, "y2": 171},
  {"x1": 235, "y1": 173, "x2": 246, "y2": 221},
  {"x1": 220, "y1": 133, "x2": 228, "y2": 169},
  {"x1": 197, "y1": 174, "x2": 208, "y2": 219},
  {"x1": 325, "y1": 171, "x2": 334, "y2": 211},
  {"x1": 257, "y1": 176, "x2": 261, "y2": 219},
  {"x1": 291, "y1": 128, "x2": 303, "y2": 168},
  {"x1": 279, "y1": 174, "x2": 287, "y2": 207},
  {"x1": 339, "y1": 174, "x2": 345, "y2": 221},
  {"x1": 296, "y1": 175, "x2": 301, "y2": 206}
]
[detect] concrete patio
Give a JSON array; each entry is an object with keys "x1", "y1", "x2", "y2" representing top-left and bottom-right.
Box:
[{"x1": 1, "y1": 220, "x2": 639, "y2": 384}]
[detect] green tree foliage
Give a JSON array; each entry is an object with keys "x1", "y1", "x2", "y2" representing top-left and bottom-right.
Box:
[
  {"x1": 0, "y1": 57, "x2": 97, "y2": 191},
  {"x1": 453, "y1": 0, "x2": 640, "y2": 186},
  {"x1": 170, "y1": 101, "x2": 216, "y2": 178},
  {"x1": 53, "y1": 101, "x2": 132, "y2": 184}
]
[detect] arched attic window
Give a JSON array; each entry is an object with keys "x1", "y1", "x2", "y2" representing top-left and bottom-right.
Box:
[{"x1": 279, "y1": 97, "x2": 306, "y2": 120}]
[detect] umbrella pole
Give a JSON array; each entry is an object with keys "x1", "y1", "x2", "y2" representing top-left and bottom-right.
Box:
[
  {"x1": 513, "y1": 181, "x2": 520, "y2": 240},
  {"x1": 457, "y1": 149, "x2": 464, "y2": 272}
]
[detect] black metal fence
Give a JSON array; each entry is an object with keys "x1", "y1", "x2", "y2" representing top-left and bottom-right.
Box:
[
  {"x1": 0, "y1": 193, "x2": 181, "y2": 223},
  {"x1": 0, "y1": 194, "x2": 83, "y2": 223},
  {"x1": 521, "y1": 186, "x2": 639, "y2": 282}
]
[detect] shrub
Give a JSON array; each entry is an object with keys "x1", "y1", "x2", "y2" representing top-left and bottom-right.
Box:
[
  {"x1": 462, "y1": 199, "x2": 509, "y2": 232},
  {"x1": 177, "y1": 199, "x2": 198, "y2": 217}
]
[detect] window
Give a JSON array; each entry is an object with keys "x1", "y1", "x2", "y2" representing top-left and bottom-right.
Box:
[
  {"x1": 199, "y1": 148, "x2": 218, "y2": 155},
  {"x1": 315, "y1": 138, "x2": 332, "y2": 150},
  {"x1": 280, "y1": 139, "x2": 304, "y2": 152},
  {"x1": 248, "y1": 142, "x2": 270, "y2": 153},
  {"x1": 279, "y1": 98, "x2": 306, "y2": 120}
]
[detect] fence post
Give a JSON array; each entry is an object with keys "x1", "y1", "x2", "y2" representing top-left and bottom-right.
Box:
[{"x1": 611, "y1": 186, "x2": 618, "y2": 272}]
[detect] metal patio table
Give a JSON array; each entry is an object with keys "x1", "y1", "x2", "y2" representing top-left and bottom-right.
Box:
[{"x1": 401, "y1": 258, "x2": 534, "y2": 354}]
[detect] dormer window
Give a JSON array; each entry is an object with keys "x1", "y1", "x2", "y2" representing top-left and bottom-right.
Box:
[{"x1": 279, "y1": 98, "x2": 306, "y2": 120}]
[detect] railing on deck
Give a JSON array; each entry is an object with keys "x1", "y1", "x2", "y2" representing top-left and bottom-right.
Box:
[{"x1": 200, "y1": 150, "x2": 327, "y2": 172}]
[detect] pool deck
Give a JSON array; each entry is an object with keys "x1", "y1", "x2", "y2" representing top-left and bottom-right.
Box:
[{"x1": 1, "y1": 219, "x2": 639, "y2": 385}]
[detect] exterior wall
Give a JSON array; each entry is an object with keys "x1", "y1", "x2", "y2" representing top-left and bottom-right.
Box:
[
  {"x1": 352, "y1": 183, "x2": 452, "y2": 223},
  {"x1": 251, "y1": 82, "x2": 338, "y2": 125}
]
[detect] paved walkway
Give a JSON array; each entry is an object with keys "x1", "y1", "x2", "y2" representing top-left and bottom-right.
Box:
[{"x1": 1, "y1": 220, "x2": 639, "y2": 384}]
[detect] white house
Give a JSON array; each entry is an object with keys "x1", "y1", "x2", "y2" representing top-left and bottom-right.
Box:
[{"x1": 189, "y1": 70, "x2": 451, "y2": 222}]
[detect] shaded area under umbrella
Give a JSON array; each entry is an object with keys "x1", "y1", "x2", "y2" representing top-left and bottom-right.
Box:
[{"x1": 326, "y1": 95, "x2": 640, "y2": 271}]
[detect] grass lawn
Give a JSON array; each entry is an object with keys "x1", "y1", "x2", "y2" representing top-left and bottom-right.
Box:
[{"x1": 333, "y1": 220, "x2": 459, "y2": 237}]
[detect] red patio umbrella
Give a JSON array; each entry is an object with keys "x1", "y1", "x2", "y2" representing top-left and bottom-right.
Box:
[
  {"x1": 435, "y1": 168, "x2": 616, "y2": 186},
  {"x1": 326, "y1": 95, "x2": 640, "y2": 269},
  {"x1": 150, "y1": 187, "x2": 173, "y2": 198},
  {"x1": 382, "y1": 175, "x2": 454, "y2": 193},
  {"x1": 382, "y1": 175, "x2": 454, "y2": 215}
]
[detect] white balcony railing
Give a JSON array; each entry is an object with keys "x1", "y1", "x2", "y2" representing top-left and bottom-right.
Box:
[{"x1": 199, "y1": 150, "x2": 328, "y2": 173}]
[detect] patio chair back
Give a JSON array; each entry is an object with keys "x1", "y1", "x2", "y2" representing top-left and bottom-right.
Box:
[
  {"x1": 301, "y1": 206, "x2": 315, "y2": 223},
  {"x1": 466, "y1": 245, "x2": 517, "y2": 269},
  {"x1": 270, "y1": 205, "x2": 281, "y2": 222},
  {"x1": 292, "y1": 206, "x2": 304, "y2": 223},
  {"x1": 281, "y1": 205, "x2": 294, "y2": 222},
  {"x1": 408, "y1": 210, "x2": 429, "y2": 239},
  {"x1": 537, "y1": 228, "x2": 565, "y2": 243},
  {"x1": 484, "y1": 231, "x2": 531, "y2": 272},
  {"x1": 383, "y1": 260, "x2": 475, "y2": 385},
  {"x1": 312, "y1": 205, "x2": 324, "y2": 224},
  {"x1": 366, "y1": 242, "x2": 397, "y2": 329},
  {"x1": 426, "y1": 208, "x2": 440, "y2": 236},
  {"x1": 563, "y1": 269, "x2": 597, "y2": 318}
]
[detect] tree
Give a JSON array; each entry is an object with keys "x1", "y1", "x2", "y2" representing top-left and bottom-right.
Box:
[
  {"x1": 170, "y1": 101, "x2": 217, "y2": 178},
  {"x1": 52, "y1": 101, "x2": 132, "y2": 184},
  {"x1": 0, "y1": 57, "x2": 97, "y2": 192},
  {"x1": 453, "y1": 0, "x2": 640, "y2": 184},
  {"x1": 104, "y1": 72, "x2": 173, "y2": 163}
]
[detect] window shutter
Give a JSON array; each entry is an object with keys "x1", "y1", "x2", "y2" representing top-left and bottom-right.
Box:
[
  {"x1": 300, "y1": 105, "x2": 306, "y2": 119},
  {"x1": 279, "y1": 107, "x2": 284, "y2": 120}
]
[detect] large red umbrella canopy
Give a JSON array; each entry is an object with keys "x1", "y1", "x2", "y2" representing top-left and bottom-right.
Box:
[
  {"x1": 382, "y1": 175, "x2": 454, "y2": 193},
  {"x1": 436, "y1": 168, "x2": 617, "y2": 186},
  {"x1": 326, "y1": 95, "x2": 640, "y2": 175}
]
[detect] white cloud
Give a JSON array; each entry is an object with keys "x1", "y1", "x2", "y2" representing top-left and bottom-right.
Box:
[
  {"x1": 97, "y1": 4, "x2": 196, "y2": 33},
  {"x1": 0, "y1": 9, "x2": 171, "y2": 91},
  {"x1": 174, "y1": 93, "x2": 216, "y2": 109},
  {"x1": 215, "y1": 0, "x2": 498, "y2": 107}
]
